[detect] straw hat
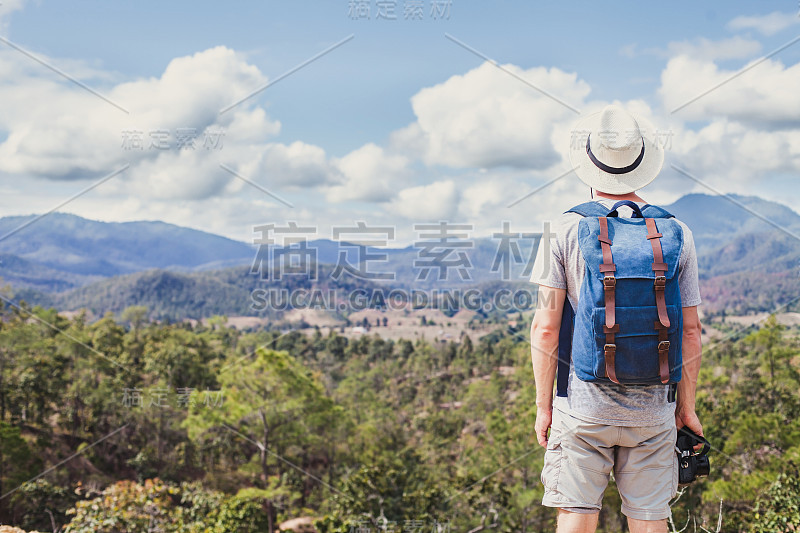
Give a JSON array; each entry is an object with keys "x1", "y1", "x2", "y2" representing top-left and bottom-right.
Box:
[{"x1": 569, "y1": 105, "x2": 665, "y2": 194}]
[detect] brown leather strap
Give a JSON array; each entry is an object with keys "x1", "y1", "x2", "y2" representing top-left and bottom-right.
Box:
[
  {"x1": 645, "y1": 218, "x2": 670, "y2": 329},
  {"x1": 655, "y1": 321, "x2": 670, "y2": 384},
  {"x1": 598, "y1": 217, "x2": 616, "y2": 329},
  {"x1": 598, "y1": 217, "x2": 619, "y2": 383},
  {"x1": 604, "y1": 325, "x2": 620, "y2": 384},
  {"x1": 647, "y1": 218, "x2": 671, "y2": 384},
  {"x1": 598, "y1": 217, "x2": 614, "y2": 267},
  {"x1": 603, "y1": 276, "x2": 616, "y2": 328}
]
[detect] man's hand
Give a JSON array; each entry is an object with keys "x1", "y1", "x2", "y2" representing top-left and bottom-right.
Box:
[
  {"x1": 535, "y1": 407, "x2": 553, "y2": 448},
  {"x1": 676, "y1": 405, "x2": 704, "y2": 453},
  {"x1": 675, "y1": 406, "x2": 702, "y2": 435}
]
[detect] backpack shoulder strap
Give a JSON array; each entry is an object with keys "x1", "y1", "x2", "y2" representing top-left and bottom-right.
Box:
[
  {"x1": 640, "y1": 204, "x2": 675, "y2": 219},
  {"x1": 568, "y1": 201, "x2": 676, "y2": 219},
  {"x1": 565, "y1": 201, "x2": 608, "y2": 217},
  {"x1": 556, "y1": 299, "x2": 574, "y2": 398}
]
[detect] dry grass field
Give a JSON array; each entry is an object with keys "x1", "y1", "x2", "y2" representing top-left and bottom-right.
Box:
[{"x1": 222, "y1": 305, "x2": 516, "y2": 344}]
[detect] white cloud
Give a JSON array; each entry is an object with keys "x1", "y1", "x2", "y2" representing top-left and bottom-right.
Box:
[
  {"x1": 620, "y1": 36, "x2": 761, "y2": 62},
  {"x1": 728, "y1": 11, "x2": 800, "y2": 36},
  {"x1": 669, "y1": 119, "x2": 800, "y2": 184},
  {"x1": 650, "y1": 43, "x2": 800, "y2": 203},
  {"x1": 326, "y1": 143, "x2": 411, "y2": 202},
  {"x1": 0, "y1": 0, "x2": 29, "y2": 14},
  {"x1": 0, "y1": 46, "x2": 266, "y2": 178},
  {"x1": 459, "y1": 179, "x2": 508, "y2": 219},
  {"x1": 225, "y1": 106, "x2": 281, "y2": 142},
  {"x1": 70, "y1": 194, "x2": 305, "y2": 244},
  {"x1": 0, "y1": 45, "x2": 341, "y2": 200},
  {"x1": 390, "y1": 61, "x2": 590, "y2": 170},
  {"x1": 666, "y1": 36, "x2": 762, "y2": 61},
  {"x1": 112, "y1": 46, "x2": 267, "y2": 126},
  {"x1": 659, "y1": 55, "x2": 800, "y2": 123},
  {"x1": 386, "y1": 179, "x2": 459, "y2": 221},
  {"x1": 243, "y1": 141, "x2": 341, "y2": 188},
  {"x1": 619, "y1": 43, "x2": 639, "y2": 59},
  {"x1": 116, "y1": 149, "x2": 231, "y2": 201},
  {"x1": 0, "y1": 0, "x2": 30, "y2": 31},
  {"x1": 5, "y1": 28, "x2": 796, "y2": 244}
]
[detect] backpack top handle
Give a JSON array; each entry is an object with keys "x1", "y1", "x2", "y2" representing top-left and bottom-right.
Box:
[{"x1": 607, "y1": 200, "x2": 644, "y2": 219}]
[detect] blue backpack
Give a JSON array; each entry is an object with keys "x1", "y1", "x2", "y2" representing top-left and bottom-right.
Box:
[{"x1": 556, "y1": 200, "x2": 684, "y2": 398}]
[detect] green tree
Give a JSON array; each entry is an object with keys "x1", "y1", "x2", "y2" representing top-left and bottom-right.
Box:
[
  {"x1": 215, "y1": 487, "x2": 278, "y2": 533},
  {"x1": 0, "y1": 421, "x2": 42, "y2": 518},
  {"x1": 749, "y1": 465, "x2": 800, "y2": 532},
  {"x1": 315, "y1": 450, "x2": 448, "y2": 533},
  {"x1": 11, "y1": 479, "x2": 77, "y2": 532},
  {"x1": 63, "y1": 479, "x2": 238, "y2": 533},
  {"x1": 184, "y1": 348, "x2": 340, "y2": 532}
]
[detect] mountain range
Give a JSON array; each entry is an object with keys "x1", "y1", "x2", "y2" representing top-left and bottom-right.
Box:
[
  {"x1": 0, "y1": 213, "x2": 255, "y2": 290},
  {"x1": 2, "y1": 193, "x2": 799, "y2": 319}
]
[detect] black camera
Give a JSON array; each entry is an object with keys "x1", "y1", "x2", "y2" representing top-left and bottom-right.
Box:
[{"x1": 676, "y1": 428, "x2": 710, "y2": 485}]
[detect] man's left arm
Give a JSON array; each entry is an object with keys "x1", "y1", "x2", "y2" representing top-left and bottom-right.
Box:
[
  {"x1": 676, "y1": 305, "x2": 703, "y2": 435},
  {"x1": 675, "y1": 223, "x2": 703, "y2": 435}
]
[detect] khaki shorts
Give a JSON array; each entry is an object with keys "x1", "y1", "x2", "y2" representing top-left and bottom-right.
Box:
[{"x1": 541, "y1": 408, "x2": 678, "y2": 520}]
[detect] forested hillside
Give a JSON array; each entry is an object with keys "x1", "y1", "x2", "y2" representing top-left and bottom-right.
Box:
[
  {"x1": 6, "y1": 193, "x2": 799, "y2": 321},
  {"x1": 0, "y1": 301, "x2": 797, "y2": 532}
]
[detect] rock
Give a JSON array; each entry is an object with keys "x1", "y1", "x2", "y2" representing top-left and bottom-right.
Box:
[{"x1": 279, "y1": 516, "x2": 319, "y2": 532}]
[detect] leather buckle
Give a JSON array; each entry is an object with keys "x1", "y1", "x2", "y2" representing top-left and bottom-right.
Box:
[
  {"x1": 658, "y1": 340, "x2": 670, "y2": 352},
  {"x1": 603, "y1": 276, "x2": 616, "y2": 289},
  {"x1": 654, "y1": 276, "x2": 666, "y2": 288},
  {"x1": 604, "y1": 343, "x2": 616, "y2": 354}
]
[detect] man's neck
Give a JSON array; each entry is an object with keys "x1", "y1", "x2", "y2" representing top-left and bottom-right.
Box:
[{"x1": 595, "y1": 190, "x2": 645, "y2": 203}]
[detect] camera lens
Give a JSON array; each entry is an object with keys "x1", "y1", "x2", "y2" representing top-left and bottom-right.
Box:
[{"x1": 696, "y1": 456, "x2": 710, "y2": 478}]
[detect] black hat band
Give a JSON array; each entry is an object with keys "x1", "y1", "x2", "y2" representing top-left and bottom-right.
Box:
[{"x1": 586, "y1": 134, "x2": 645, "y2": 175}]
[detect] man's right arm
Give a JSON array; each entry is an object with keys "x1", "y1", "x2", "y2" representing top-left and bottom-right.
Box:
[
  {"x1": 531, "y1": 285, "x2": 566, "y2": 448},
  {"x1": 676, "y1": 305, "x2": 703, "y2": 436}
]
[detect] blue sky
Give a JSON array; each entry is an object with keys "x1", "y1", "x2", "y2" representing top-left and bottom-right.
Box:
[{"x1": 1, "y1": 0, "x2": 799, "y2": 244}]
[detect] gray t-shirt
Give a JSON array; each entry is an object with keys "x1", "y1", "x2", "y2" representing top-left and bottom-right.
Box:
[{"x1": 530, "y1": 199, "x2": 702, "y2": 427}]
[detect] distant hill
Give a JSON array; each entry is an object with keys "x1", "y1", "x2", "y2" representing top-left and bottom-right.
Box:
[
  {"x1": 32, "y1": 263, "x2": 404, "y2": 321},
  {"x1": 662, "y1": 193, "x2": 800, "y2": 314},
  {"x1": 0, "y1": 212, "x2": 530, "y2": 293},
  {"x1": 0, "y1": 252, "x2": 88, "y2": 293},
  {"x1": 664, "y1": 193, "x2": 800, "y2": 254},
  {"x1": 0, "y1": 213, "x2": 255, "y2": 291},
  {"x1": 3, "y1": 193, "x2": 800, "y2": 318}
]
